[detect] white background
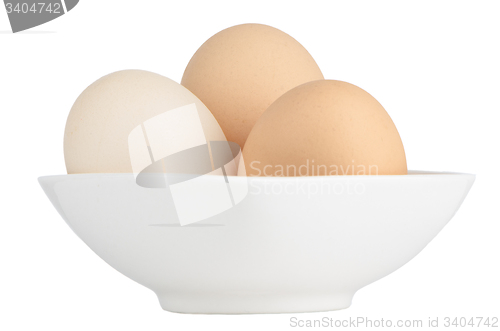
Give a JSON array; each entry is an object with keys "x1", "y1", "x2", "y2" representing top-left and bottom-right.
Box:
[{"x1": 1, "y1": 1, "x2": 499, "y2": 330}]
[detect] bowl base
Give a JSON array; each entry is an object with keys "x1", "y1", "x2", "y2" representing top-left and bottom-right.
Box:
[{"x1": 157, "y1": 292, "x2": 354, "y2": 314}]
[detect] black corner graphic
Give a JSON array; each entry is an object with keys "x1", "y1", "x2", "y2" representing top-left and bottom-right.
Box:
[
  {"x1": 4, "y1": 0, "x2": 79, "y2": 33},
  {"x1": 64, "y1": 0, "x2": 78, "y2": 12}
]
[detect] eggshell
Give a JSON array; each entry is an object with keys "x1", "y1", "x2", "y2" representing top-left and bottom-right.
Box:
[
  {"x1": 241, "y1": 80, "x2": 407, "y2": 176},
  {"x1": 181, "y1": 23, "x2": 324, "y2": 148},
  {"x1": 64, "y1": 70, "x2": 226, "y2": 173}
]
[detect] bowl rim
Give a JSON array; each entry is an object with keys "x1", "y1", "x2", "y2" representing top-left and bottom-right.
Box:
[{"x1": 38, "y1": 170, "x2": 476, "y2": 182}]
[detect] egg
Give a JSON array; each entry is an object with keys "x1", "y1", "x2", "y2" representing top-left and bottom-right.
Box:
[
  {"x1": 241, "y1": 80, "x2": 407, "y2": 176},
  {"x1": 64, "y1": 70, "x2": 227, "y2": 174},
  {"x1": 181, "y1": 23, "x2": 324, "y2": 149}
]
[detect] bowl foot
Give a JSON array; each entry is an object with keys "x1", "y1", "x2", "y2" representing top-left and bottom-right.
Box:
[{"x1": 157, "y1": 292, "x2": 354, "y2": 314}]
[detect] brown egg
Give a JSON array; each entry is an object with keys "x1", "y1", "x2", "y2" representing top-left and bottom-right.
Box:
[
  {"x1": 181, "y1": 23, "x2": 324, "y2": 149},
  {"x1": 241, "y1": 80, "x2": 407, "y2": 176}
]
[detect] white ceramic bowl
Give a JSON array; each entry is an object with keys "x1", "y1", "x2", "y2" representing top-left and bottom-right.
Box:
[{"x1": 39, "y1": 171, "x2": 474, "y2": 314}]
